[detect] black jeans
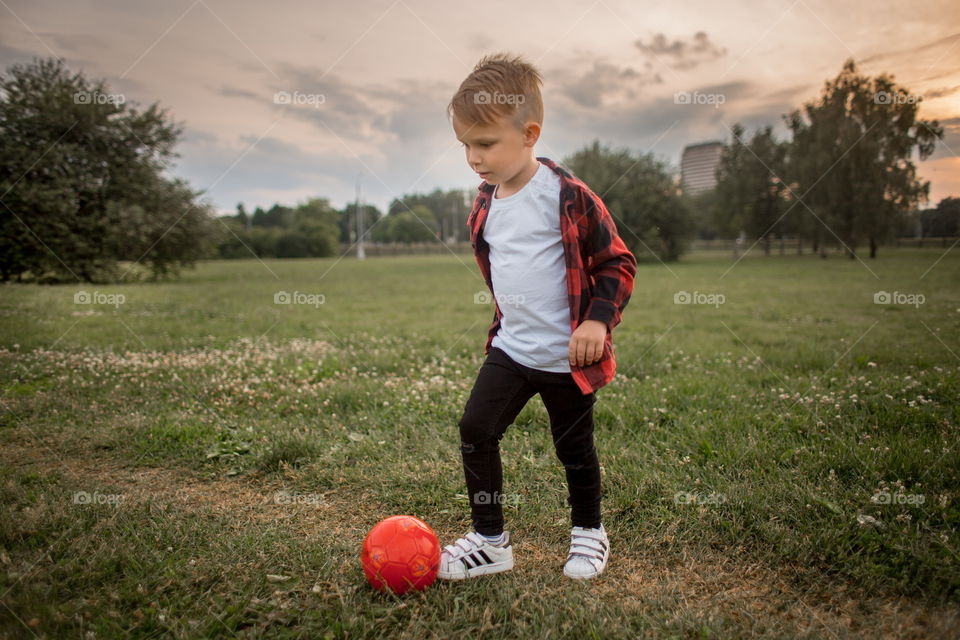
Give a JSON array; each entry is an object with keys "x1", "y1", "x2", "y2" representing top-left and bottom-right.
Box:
[{"x1": 457, "y1": 346, "x2": 602, "y2": 535}]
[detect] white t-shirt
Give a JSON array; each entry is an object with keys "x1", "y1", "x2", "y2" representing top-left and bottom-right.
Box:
[{"x1": 484, "y1": 161, "x2": 571, "y2": 372}]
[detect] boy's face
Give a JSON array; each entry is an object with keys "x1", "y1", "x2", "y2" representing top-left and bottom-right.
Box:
[{"x1": 452, "y1": 112, "x2": 540, "y2": 185}]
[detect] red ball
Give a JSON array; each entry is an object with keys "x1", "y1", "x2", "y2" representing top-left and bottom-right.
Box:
[{"x1": 361, "y1": 515, "x2": 440, "y2": 594}]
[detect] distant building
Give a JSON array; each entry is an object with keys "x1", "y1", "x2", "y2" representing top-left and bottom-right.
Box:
[{"x1": 680, "y1": 141, "x2": 724, "y2": 196}]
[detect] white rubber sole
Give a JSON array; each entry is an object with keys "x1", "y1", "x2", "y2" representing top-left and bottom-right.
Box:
[
  {"x1": 563, "y1": 548, "x2": 608, "y2": 579},
  {"x1": 437, "y1": 548, "x2": 514, "y2": 580}
]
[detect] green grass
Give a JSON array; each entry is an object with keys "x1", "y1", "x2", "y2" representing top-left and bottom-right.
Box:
[{"x1": 0, "y1": 246, "x2": 958, "y2": 638}]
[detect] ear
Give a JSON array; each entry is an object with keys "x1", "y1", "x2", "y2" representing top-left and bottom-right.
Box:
[{"x1": 522, "y1": 121, "x2": 541, "y2": 147}]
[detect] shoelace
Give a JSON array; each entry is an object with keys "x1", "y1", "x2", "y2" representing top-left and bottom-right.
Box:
[{"x1": 567, "y1": 527, "x2": 607, "y2": 568}]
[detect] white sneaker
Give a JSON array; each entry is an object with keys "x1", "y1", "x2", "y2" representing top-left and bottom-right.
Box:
[
  {"x1": 563, "y1": 524, "x2": 609, "y2": 579},
  {"x1": 437, "y1": 531, "x2": 514, "y2": 580}
]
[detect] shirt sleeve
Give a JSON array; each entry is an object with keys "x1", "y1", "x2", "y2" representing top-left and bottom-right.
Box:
[{"x1": 582, "y1": 191, "x2": 637, "y2": 332}]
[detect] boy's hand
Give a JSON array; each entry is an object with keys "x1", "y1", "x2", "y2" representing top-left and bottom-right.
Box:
[{"x1": 569, "y1": 319, "x2": 607, "y2": 366}]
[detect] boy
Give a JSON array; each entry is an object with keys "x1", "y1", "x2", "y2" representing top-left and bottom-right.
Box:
[{"x1": 439, "y1": 53, "x2": 637, "y2": 581}]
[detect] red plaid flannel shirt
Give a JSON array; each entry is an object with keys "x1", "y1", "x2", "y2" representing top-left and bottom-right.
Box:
[{"x1": 466, "y1": 156, "x2": 637, "y2": 395}]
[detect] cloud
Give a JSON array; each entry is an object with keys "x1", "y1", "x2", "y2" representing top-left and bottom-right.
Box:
[
  {"x1": 214, "y1": 60, "x2": 457, "y2": 162},
  {"x1": 912, "y1": 69, "x2": 960, "y2": 85},
  {"x1": 924, "y1": 85, "x2": 960, "y2": 100},
  {"x1": 633, "y1": 31, "x2": 728, "y2": 71},
  {"x1": 860, "y1": 32, "x2": 960, "y2": 65},
  {"x1": 4, "y1": 2, "x2": 956, "y2": 215},
  {"x1": 466, "y1": 33, "x2": 495, "y2": 54},
  {"x1": 546, "y1": 79, "x2": 760, "y2": 170},
  {"x1": 174, "y1": 128, "x2": 359, "y2": 212},
  {"x1": 219, "y1": 85, "x2": 261, "y2": 101},
  {"x1": 762, "y1": 83, "x2": 816, "y2": 104},
  {"x1": 375, "y1": 79, "x2": 451, "y2": 141},
  {"x1": 268, "y1": 63, "x2": 387, "y2": 145},
  {"x1": 174, "y1": 69, "x2": 463, "y2": 213},
  {"x1": 552, "y1": 58, "x2": 663, "y2": 109},
  {"x1": 0, "y1": 42, "x2": 62, "y2": 71},
  {"x1": 35, "y1": 32, "x2": 111, "y2": 55}
]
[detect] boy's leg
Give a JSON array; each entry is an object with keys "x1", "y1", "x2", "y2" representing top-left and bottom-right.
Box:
[
  {"x1": 458, "y1": 347, "x2": 536, "y2": 535},
  {"x1": 538, "y1": 379, "x2": 601, "y2": 529}
]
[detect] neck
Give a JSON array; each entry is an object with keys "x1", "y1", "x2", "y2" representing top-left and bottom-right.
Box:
[{"x1": 495, "y1": 156, "x2": 539, "y2": 199}]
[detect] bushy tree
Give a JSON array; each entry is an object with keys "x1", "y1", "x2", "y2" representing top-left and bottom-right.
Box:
[
  {"x1": 293, "y1": 197, "x2": 340, "y2": 255},
  {"x1": 564, "y1": 140, "x2": 693, "y2": 261},
  {"x1": 0, "y1": 57, "x2": 217, "y2": 282},
  {"x1": 785, "y1": 59, "x2": 942, "y2": 258}
]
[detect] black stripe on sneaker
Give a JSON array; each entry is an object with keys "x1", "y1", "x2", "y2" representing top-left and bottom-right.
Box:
[
  {"x1": 477, "y1": 550, "x2": 493, "y2": 564},
  {"x1": 469, "y1": 552, "x2": 484, "y2": 566},
  {"x1": 461, "y1": 556, "x2": 474, "y2": 569}
]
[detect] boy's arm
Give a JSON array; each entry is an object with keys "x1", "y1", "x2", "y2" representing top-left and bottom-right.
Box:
[{"x1": 582, "y1": 192, "x2": 637, "y2": 333}]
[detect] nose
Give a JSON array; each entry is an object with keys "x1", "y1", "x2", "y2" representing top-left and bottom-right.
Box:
[{"x1": 467, "y1": 147, "x2": 482, "y2": 168}]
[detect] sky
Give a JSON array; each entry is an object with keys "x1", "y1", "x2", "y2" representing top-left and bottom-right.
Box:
[{"x1": 2, "y1": 0, "x2": 959, "y2": 218}]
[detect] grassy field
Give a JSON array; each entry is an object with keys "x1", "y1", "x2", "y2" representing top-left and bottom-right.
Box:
[{"x1": 1, "y1": 247, "x2": 958, "y2": 639}]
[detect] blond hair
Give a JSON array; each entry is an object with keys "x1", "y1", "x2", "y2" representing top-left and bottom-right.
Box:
[{"x1": 447, "y1": 52, "x2": 543, "y2": 129}]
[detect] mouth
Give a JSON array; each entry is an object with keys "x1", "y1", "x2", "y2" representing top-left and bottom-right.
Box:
[{"x1": 478, "y1": 171, "x2": 491, "y2": 178}]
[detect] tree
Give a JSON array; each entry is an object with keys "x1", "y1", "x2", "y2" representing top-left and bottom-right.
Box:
[
  {"x1": 293, "y1": 197, "x2": 339, "y2": 256},
  {"x1": 213, "y1": 198, "x2": 341, "y2": 259},
  {"x1": 714, "y1": 124, "x2": 789, "y2": 256},
  {"x1": 339, "y1": 202, "x2": 381, "y2": 244},
  {"x1": 245, "y1": 226, "x2": 282, "y2": 258},
  {"x1": 714, "y1": 124, "x2": 751, "y2": 242},
  {"x1": 252, "y1": 203, "x2": 293, "y2": 228},
  {"x1": 0, "y1": 56, "x2": 217, "y2": 282},
  {"x1": 275, "y1": 231, "x2": 311, "y2": 258},
  {"x1": 784, "y1": 59, "x2": 943, "y2": 259},
  {"x1": 235, "y1": 203, "x2": 249, "y2": 229},
  {"x1": 564, "y1": 140, "x2": 693, "y2": 261},
  {"x1": 921, "y1": 197, "x2": 960, "y2": 238},
  {"x1": 371, "y1": 205, "x2": 439, "y2": 243},
  {"x1": 215, "y1": 217, "x2": 252, "y2": 259},
  {"x1": 684, "y1": 188, "x2": 722, "y2": 241},
  {"x1": 387, "y1": 188, "x2": 469, "y2": 243}
]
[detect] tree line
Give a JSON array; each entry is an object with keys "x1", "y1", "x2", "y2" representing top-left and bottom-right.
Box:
[
  {"x1": 214, "y1": 188, "x2": 474, "y2": 260},
  {"x1": 0, "y1": 56, "x2": 949, "y2": 283},
  {"x1": 703, "y1": 59, "x2": 944, "y2": 259}
]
